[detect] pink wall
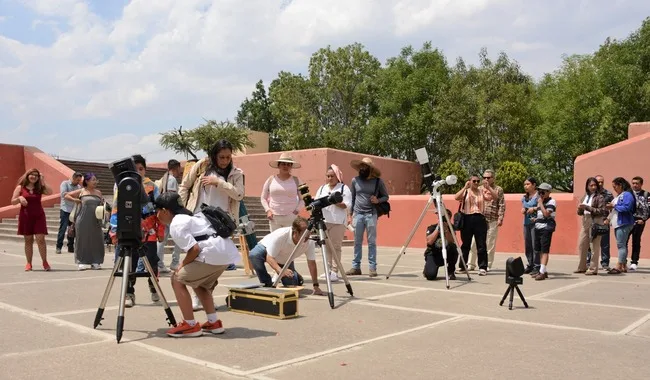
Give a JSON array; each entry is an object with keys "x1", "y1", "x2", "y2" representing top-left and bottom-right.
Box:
[
  {"x1": 372, "y1": 194, "x2": 580, "y2": 255},
  {"x1": 0, "y1": 145, "x2": 73, "y2": 219},
  {"x1": 232, "y1": 148, "x2": 421, "y2": 198},
  {"x1": 0, "y1": 144, "x2": 26, "y2": 206}
]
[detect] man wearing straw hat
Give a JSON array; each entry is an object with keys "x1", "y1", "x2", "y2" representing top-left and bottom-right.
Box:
[{"x1": 346, "y1": 157, "x2": 389, "y2": 277}]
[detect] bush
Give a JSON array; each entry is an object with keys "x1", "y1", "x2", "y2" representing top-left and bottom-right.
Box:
[
  {"x1": 435, "y1": 160, "x2": 469, "y2": 194},
  {"x1": 496, "y1": 161, "x2": 529, "y2": 193}
]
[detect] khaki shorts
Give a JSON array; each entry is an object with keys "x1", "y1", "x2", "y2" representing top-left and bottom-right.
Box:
[{"x1": 175, "y1": 261, "x2": 228, "y2": 291}]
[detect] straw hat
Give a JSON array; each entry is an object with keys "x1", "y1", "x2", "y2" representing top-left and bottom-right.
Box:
[
  {"x1": 270, "y1": 152, "x2": 301, "y2": 169},
  {"x1": 350, "y1": 157, "x2": 381, "y2": 177}
]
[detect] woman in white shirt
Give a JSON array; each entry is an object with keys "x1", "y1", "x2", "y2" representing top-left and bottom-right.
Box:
[{"x1": 315, "y1": 164, "x2": 352, "y2": 281}]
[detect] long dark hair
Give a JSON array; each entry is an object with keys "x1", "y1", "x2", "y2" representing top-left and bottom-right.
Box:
[
  {"x1": 207, "y1": 139, "x2": 234, "y2": 178},
  {"x1": 524, "y1": 176, "x2": 538, "y2": 201},
  {"x1": 585, "y1": 177, "x2": 601, "y2": 195},
  {"x1": 17, "y1": 168, "x2": 45, "y2": 194},
  {"x1": 612, "y1": 176, "x2": 634, "y2": 198}
]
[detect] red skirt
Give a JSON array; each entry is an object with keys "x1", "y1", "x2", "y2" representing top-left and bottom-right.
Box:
[{"x1": 17, "y1": 209, "x2": 48, "y2": 236}]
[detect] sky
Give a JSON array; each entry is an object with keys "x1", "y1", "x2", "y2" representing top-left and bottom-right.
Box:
[{"x1": 1, "y1": 0, "x2": 649, "y2": 164}]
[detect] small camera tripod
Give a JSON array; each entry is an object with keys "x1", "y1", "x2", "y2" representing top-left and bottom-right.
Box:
[
  {"x1": 93, "y1": 242, "x2": 177, "y2": 343},
  {"x1": 386, "y1": 177, "x2": 471, "y2": 288},
  {"x1": 272, "y1": 209, "x2": 354, "y2": 309}
]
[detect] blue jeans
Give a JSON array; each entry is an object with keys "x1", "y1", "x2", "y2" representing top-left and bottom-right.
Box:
[
  {"x1": 615, "y1": 224, "x2": 634, "y2": 264},
  {"x1": 249, "y1": 243, "x2": 299, "y2": 287},
  {"x1": 352, "y1": 213, "x2": 377, "y2": 271},
  {"x1": 56, "y1": 210, "x2": 74, "y2": 251}
]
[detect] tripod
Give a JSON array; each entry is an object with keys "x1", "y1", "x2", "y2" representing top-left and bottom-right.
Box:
[
  {"x1": 499, "y1": 277, "x2": 529, "y2": 310},
  {"x1": 272, "y1": 213, "x2": 354, "y2": 309},
  {"x1": 386, "y1": 183, "x2": 471, "y2": 288},
  {"x1": 93, "y1": 243, "x2": 177, "y2": 343}
]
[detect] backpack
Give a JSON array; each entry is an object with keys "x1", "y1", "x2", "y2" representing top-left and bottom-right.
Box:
[
  {"x1": 634, "y1": 191, "x2": 649, "y2": 221},
  {"x1": 199, "y1": 203, "x2": 237, "y2": 238}
]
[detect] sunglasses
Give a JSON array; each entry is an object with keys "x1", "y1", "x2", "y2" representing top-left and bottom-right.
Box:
[
  {"x1": 472, "y1": 180, "x2": 480, "y2": 183},
  {"x1": 538, "y1": 190, "x2": 547, "y2": 195}
]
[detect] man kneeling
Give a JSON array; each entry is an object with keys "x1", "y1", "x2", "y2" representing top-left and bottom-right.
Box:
[
  {"x1": 424, "y1": 209, "x2": 459, "y2": 281},
  {"x1": 249, "y1": 216, "x2": 324, "y2": 295},
  {"x1": 155, "y1": 192, "x2": 240, "y2": 338}
]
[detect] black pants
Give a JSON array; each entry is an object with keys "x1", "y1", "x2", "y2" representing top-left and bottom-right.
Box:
[
  {"x1": 523, "y1": 224, "x2": 539, "y2": 270},
  {"x1": 118, "y1": 242, "x2": 159, "y2": 295},
  {"x1": 459, "y1": 214, "x2": 488, "y2": 270},
  {"x1": 628, "y1": 222, "x2": 646, "y2": 265},
  {"x1": 534, "y1": 228, "x2": 553, "y2": 254},
  {"x1": 424, "y1": 244, "x2": 458, "y2": 280},
  {"x1": 56, "y1": 210, "x2": 75, "y2": 252}
]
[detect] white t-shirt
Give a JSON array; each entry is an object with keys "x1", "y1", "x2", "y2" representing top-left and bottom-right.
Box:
[
  {"x1": 194, "y1": 172, "x2": 229, "y2": 213},
  {"x1": 166, "y1": 175, "x2": 178, "y2": 192},
  {"x1": 315, "y1": 182, "x2": 352, "y2": 225},
  {"x1": 169, "y1": 214, "x2": 240, "y2": 266},
  {"x1": 259, "y1": 226, "x2": 316, "y2": 264}
]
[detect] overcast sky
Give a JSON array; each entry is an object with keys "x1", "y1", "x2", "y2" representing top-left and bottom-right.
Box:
[{"x1": 1, "y1": 0, "x2": 649, "y2": 164}]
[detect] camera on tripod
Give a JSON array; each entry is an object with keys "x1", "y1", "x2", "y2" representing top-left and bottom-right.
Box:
[
  {"x1": 109, "y1": 157, "x2": 148, "y2": 247},
  {"x1": 298, "y1": 184, "x2": 343, "y2": 213}
]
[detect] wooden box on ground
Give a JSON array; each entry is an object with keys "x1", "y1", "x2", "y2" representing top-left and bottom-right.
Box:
[{"x1": 226, "y1": 285, "x2": 300, "y2": 320}]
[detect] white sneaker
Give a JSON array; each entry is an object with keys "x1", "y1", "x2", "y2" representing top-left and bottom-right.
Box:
[
  {"x1": 192, "y1": 294, "x2": 202, "y2": 311},
  {"x1": 125, "y1": 294, "x2": 135, "y2": 308},
  {"x1": 329, "y1": 272, "x2": 340, "y2": 282},
  {"x1": 159, "y1": 266, "x2": 171, "y2": 273},
  {"x1": 478, "y1": 269, "x2": 487, "y2": 276},
  {"x1": 78, "y1": 264, "x2": 90, "y2": 271},
  {"x1": 91, "y1": 264, "x2": 101, "y2": 270},
  {"x1": 630, "y1": 264, "x2": 638, "y2": 271}
]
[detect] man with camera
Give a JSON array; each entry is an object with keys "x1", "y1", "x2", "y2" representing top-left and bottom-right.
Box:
[
  {"x1": 154, "y1": 192, "x2": 241, "y2": 337},
  {"x1": 248, "y1": 216, "x2": 324, "y2": 295}
]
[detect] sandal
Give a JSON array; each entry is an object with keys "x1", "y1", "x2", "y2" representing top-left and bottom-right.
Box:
[
  {"x1": 585, "y1": 270, "x2": 598, "y2": 275},
  {"x1": 607, "y1": 268, "x2": 621, "y2": 274}
]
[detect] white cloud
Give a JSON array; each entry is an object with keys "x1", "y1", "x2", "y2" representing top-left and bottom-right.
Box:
[{"x1": 1, "y1": 0, "x2": 649, "y2": 164}]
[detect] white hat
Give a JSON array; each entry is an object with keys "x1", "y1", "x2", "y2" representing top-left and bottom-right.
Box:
[{"x1": 270, "y1": 152, "x2": 301, "y2": 169}]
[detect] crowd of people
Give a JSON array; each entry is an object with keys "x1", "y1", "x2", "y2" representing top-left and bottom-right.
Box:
[{"x1": 8, "y1": 141, "x2": 648, "y2": 337}]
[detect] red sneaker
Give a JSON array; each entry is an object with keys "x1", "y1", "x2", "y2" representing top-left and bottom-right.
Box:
[
  {"x1": 201, "y1": 320, "x2": 225, "y2": 334},
  {"x1": 43, "y1": 261, "x2": 51, "y2": 271},
  {"x1": 166, "y1": 321, "x2": 203, "y2": 338},
  {"x1": 25, "y1": 263, "x2": 32, "y2": 271}
]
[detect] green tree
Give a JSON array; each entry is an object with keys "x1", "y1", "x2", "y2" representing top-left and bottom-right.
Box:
[
  {"x1": 365, "y1": 42, "x2": 451, "y2": 162},
  {"x1": 436, "y1": 159, "x2": 468, "y2": 194},
  {"x1": 159, "y1": 126, "x2": 199, "y2": 160},
  {"x1": 496, "y1": 161, "x2": 528, "y2": 193},
  {"x1": 236, "y1": 80, "x2": 282, "y2": 151}
]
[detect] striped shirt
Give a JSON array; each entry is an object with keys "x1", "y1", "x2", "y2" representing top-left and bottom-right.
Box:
[{"x1": 535, "y1": 197, "x2": 557, "y2": 230}]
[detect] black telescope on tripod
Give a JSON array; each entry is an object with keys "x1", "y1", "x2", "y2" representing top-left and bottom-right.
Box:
[{"x1": 93, "y1": 156, "x2": 177, "y2": 343}]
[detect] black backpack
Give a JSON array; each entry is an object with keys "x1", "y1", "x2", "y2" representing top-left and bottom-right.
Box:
[{"x1": 199, "y1": 203, "x2": 237, "y2": 238}]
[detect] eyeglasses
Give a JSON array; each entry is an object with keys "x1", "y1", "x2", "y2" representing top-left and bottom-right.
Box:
[{"x1": 472, "y1": 180, "x2": 480, "y2": 183}]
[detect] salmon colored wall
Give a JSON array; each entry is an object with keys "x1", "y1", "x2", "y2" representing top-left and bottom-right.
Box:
[
  {"x1": 372, "y1": 193, "x2": 580, "y2": 256},
  {"x1": 0, "y1": 145, "x2": 73, "y2": 219},
  {"x1": 0, "y1": 144, "x2": 26, "y2": 205}
]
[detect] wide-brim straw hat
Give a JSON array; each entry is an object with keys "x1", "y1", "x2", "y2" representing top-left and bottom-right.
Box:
[
  {"x1": 270, "y1": 152, "x2": 301, "y2": 169},
  {"x1": 350, "y1": 157, "x2": 381, "y2": 177}
]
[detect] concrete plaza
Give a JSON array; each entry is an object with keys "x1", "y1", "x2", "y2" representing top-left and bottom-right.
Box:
[{"x1": 1, "y1": 241, "x2": 650, "y2": 380}]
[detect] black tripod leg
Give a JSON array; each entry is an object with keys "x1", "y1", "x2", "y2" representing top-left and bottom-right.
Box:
[
  {"x1": 94, "y1": 256, "x2": 123, "y2": 329},
  {"x1": 140, "y1": 256, "x2": 177, "y2": 327},
  {"x1": 514, "y1": 285, "x2": 529, "y2": 308},
  {"x1": 499, "y1": 285, "x2": 511, "y2": 306},
  {"x1": 508, "y1": 285, "x2": 515, "y2": 310}
]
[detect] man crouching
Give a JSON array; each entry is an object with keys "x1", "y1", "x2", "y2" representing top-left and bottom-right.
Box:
[{"x1": 155, "y1": 192, "x2": 240, "y2": 338}]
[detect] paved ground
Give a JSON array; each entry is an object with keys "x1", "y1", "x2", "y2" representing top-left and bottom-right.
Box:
[{"x1": 1, "y1": 241, "x2": 650, "y2": 380}]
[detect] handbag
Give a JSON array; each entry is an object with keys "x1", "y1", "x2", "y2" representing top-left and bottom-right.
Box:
[
  {"x1": 373, "y1": 178, "x2": 391, "y2": 218},
  {"x1": 591, "y1": 223, "x2": 609, "y2": 239},
  {"x1": 453, "y1": 190, "x2": 467, "y2": 230}
]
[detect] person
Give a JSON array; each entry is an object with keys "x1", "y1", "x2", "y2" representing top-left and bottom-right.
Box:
[
  {"x1": 314, "y1": 164, "x2": 352, "y2": 282},
  {"x1": 11, "y1": 168, "x2": 53, "y2": 271},
  {"x1": 178, "y1": 140, "x2": 245, "y2": 310},
  {"x1": 521, "y1": 177, "x2": 539, "y2": 274},
  {"x1": 65, "y1": 173, "x2": 105, "y2": 270},
  {"x1": 628, "y1": 176, "x2": 648, "y2": 271},
  {"x1": 154, "y1": 192, "x2": 241, "y2": 338},
  {"x1": 248, "y1": 216, "x2": 323, "y2": 295},
  {"x1": 423, "y1": 209, "x2": 458, "y2": 281},
  {"x1": 56, "y1": 172, "x2": 82, "y2": 254},
  {"x1": 604, "y1": 177, "x2": 637, "y2": 274},
  {"x1": 467, "y1": 169, "x2": 505, "y2": 271},
  {"x1": 109, "y1": 154, "x2": 165, "y2": 307},
  {"x1": 531, "y1": 183, "x2": 556, "y2": 280},
  {"x1": 260, "y1": 153, "x2": 303, "y2": 232},
  {"x1": 156, "y1": 159, "x2": 182, "y2": 273},
  {"x1": 346, "y1": 157, "x2": 389, "y2": 277},
  {"x1": 574, "y1": 177, "x2": 608, "y2": 275}
]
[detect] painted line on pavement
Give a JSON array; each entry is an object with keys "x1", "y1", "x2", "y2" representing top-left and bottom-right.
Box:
[
  {"x1": 618, "y1": 312, "x2": 650, "y2": 335},
  {"x1": 0, "y1": 340, "x2": 111, "y2": 359},
  {"x1": 528, "y1": 280, "x2": 595, "y2": 299},
  {"x1": 244, "y1": 316, "x2": 465, "y2": 375},
  {"x1": 0, "y1": 275, "x2": 108, "y2": 286}
]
